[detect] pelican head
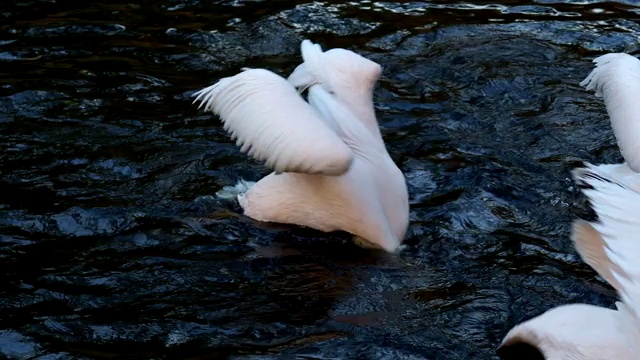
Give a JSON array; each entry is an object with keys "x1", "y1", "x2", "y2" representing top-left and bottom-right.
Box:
[{"x1": 288, "y1": 40, "x2": 384, "y2": 141}]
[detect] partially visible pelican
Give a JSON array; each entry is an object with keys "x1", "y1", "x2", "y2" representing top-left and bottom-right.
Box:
[
  {"x1": 499, "y1": 164, "x2": 640, "y2": 359},
  {"x1": 580, "y1": 53, "x2": 640, "y2": 176},
  {"x1": 192, "y1": 40, "x2": 409, "y2": 253},
  {"x1": 498, "y1": 53, "x2": 640, "y2": 359}
]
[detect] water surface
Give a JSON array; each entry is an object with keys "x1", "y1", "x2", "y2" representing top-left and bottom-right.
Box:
[{"x1": 1, "y1": 0, "x2": 639, "y2": 359}]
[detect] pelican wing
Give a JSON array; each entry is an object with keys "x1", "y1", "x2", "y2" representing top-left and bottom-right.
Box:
[
  {"x1": 572, "y1": 164, "x2": 640, "y2": 335},
  {"x1": 193, "y1": 68, "x2": 353, "y2": 176},
  {"x1": 571, "y1": 220, "x2": 625, "y2": 291},
  {"x1": 580, "y1": 53, "x2": 640, "y2": 172}
]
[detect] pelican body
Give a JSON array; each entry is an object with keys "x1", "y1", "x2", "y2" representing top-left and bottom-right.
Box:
[{"x1": 193, "y1": 40, "x2": 409, "y2": 252}]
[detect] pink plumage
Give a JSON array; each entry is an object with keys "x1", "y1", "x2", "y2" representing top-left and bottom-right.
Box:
[{"x1": 193, "y1": 40, "x2": 409, "y2": 253}]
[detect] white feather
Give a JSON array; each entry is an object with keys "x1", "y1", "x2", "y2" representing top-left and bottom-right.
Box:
[
  {"x1": 287, "y1": 40, "x2": 385, "y2": 145},
  {"x1": 580, "y1": 53, "x2": 640, "y2": 172},
  {"x1": 572, "y1": 165, "x2": 640, "y2": 341},
  {"x1": 287, "y1": 40, "x2": 323, "y2": 92},
  {"x1": 499, "y1": 53, "x2": 640, "y2": 359},
  {"x1": 499, "y1": 163, "x2": 640, "y2": 358},
  {"x1": 192, "y1": 68, "x2": 353, "y2": 176}
]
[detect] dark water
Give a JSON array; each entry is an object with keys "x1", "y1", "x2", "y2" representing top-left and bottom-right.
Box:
[{"x1": 1, "y1": 0, "x2": 639, "y2": 359}]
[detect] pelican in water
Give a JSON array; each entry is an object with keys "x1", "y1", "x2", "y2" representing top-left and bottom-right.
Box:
[
  {"x1": 499, "y1": 165, "x2": 640, "y2": 359},
  {"x1": 192, "y1": 40, "x2": 409, "y2": 253},
  {"x1": 499, "y1": 53, "x2": 640, "y2": 359}
]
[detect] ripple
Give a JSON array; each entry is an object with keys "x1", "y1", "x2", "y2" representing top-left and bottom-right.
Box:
[{"x1": 0, "y1": 0, "x2": 629, "y2": 359}]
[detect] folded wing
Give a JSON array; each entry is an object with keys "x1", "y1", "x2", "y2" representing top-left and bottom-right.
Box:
[
  {"x1": 193, "y1": 68, "x2": 353, "y2": 176},
  {"x1": 288, "y1": 40, "x2": 381, "y2": 92}
]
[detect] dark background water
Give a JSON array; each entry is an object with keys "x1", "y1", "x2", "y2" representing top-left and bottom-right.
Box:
[{"x1": 1, "y1": 0, "x2": 639, "y2": 359}]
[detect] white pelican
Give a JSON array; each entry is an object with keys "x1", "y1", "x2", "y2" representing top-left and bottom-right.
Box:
[
  {"x1": 499, "y1": 164, "x2": 640, "y2": 359},
  {"x1": 499, "y1": 53, "x2": 640, "y2": 359},
  {"x1": 192, "y1": 40, "x2": 409, "y2": 253},
  {"x1": 580, "y1": 53, "x2": 640, "y2": 175}
]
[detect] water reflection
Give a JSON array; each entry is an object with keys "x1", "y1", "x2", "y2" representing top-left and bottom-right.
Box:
[{"x1": 0, "y1": 0, "x2": 638, "y2": 359}]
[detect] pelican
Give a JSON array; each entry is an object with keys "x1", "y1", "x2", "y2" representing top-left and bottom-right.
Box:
[
  {"x1": 579, "y1": 53, "x2": 640, "y2": 176},
  {"x1": 499, "y1": 164, "x2": 640, "y2": 359},
  {"x1": 498, "y1": 53, "x2": 640, "y2": 359},
  {"x1": 192, "y1": 40, "x2": 409, "y2": 253}
]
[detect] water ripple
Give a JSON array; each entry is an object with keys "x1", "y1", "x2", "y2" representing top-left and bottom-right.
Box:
[{"x1": 0, "y1": 0, "x2": 636, "y2": 359}]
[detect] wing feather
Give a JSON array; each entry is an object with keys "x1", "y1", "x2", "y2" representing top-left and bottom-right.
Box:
[
  {"x1": 193, "y1": 68, "x2": 353, "y2": 176},
  {"x1": 572, "y1": 164, "x2": 640, "y2": 336},
  {"x1": 580, "y1": 53, "x2": 640, "y2": 172},
  {"x1": 571, "y1": 220, "x2": 625, "y2": 291}
]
